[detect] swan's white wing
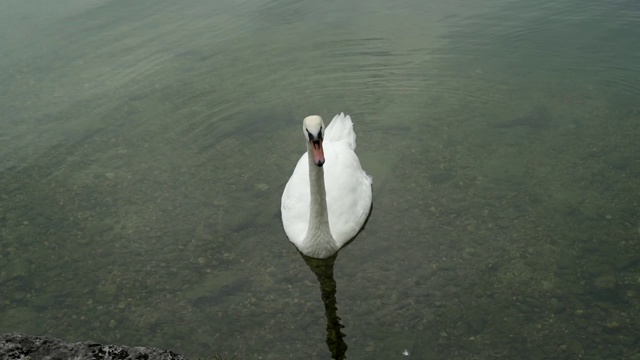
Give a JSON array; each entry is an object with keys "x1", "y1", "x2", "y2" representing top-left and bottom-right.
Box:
[
  {"x1": 324, "y1": 113, "x2": 356, "y2": 150},
  {"x1": 324, "y1": 140, "x2": 372, "y2": 246}
]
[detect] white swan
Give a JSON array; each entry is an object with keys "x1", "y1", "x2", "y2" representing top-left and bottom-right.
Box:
[{"x1": 281, "y1": 113, "x2": 373, "y2": 259}]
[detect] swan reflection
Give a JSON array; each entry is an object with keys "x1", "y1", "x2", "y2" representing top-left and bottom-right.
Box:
[{"x1": 301, "y1": 253, "x2": 348, "y2": 360}]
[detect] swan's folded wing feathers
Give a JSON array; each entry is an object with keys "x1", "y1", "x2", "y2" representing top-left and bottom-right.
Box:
[
  {"x1": 324, "y1": 113, "x2": 356, "y2": 150},
  {"x1": 324, "y1": 141, "x2": 372, "y2": 245}
]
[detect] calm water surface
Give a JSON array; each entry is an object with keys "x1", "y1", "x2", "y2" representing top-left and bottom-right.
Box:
[{"x1": 1, "y1": 0, "x2": 639, "y2": 359}]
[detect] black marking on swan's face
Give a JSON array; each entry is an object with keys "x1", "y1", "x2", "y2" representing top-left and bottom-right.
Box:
[{"x1": 306, "y1": 127, "x2": 323, "y2": 144}]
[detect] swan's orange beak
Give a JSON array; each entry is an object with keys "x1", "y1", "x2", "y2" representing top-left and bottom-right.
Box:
[{"x1": 311, "y1": 139, "x2": 325, "y2": 167}]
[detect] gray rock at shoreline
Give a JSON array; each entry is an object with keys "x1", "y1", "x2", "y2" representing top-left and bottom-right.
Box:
[{"x1": 0, "y1": 332, "x2": 188, "y2": 360}]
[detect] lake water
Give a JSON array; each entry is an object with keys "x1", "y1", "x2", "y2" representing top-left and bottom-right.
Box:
[{"x1": 1, "y1": 0, "x2": 639, "y2": 359}]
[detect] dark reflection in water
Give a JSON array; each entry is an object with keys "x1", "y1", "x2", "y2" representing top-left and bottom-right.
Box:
[{"x1": 301, "y1": 253, "x2": 348, "y2": 360}]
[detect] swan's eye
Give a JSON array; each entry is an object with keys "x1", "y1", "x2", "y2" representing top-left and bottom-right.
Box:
[{"x1": 306, "y1": 129, "x2": 313, "y2": 141}]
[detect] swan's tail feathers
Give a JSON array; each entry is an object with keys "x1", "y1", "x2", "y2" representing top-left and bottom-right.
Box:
[{"x1": 325, "y1": 112, "x2": 357, "y2": 149}]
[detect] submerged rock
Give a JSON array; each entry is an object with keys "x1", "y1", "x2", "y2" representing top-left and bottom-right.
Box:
[
  {"x1": 0, "y1": 332, "x2": 187, "y2": 360},
  {"x1": 592, "y1": 272, "x2": 617, "y2": 292}
]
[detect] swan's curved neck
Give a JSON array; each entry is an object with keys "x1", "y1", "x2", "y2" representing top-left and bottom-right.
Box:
[{"x1": 305, "y1": 145, "x2": 337, "y2": 257}]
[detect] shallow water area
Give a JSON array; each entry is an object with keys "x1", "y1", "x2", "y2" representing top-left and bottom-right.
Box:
[{"x1": 1, "y1": 0, "x2": 639, "y2": 359}]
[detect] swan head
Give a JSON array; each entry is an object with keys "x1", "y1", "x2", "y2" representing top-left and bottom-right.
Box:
[{"x1": 303, "y1": 115, "x2": 325, "y2": 167}]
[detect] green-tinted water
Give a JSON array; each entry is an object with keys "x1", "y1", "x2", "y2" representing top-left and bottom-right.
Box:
[{"x1": 1, "y1": 0, "x2": 639, "y2": 359}]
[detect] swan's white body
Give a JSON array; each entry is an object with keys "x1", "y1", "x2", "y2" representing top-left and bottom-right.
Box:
[{"x1": 281, "y1": 113, "x2": 372, "y2": 259}]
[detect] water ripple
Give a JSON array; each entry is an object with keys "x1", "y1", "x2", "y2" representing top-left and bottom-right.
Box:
[{"x1": 441, "y1": 0, "x2": 640, "y2": 98}]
